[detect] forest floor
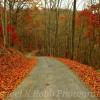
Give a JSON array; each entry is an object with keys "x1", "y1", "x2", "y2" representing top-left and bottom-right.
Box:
[
  {"x1": 0, "y1": 49, "x2": 36, "y2": 100},
  {"x1": 5, "y1": 57, "x2": 98, "y2": 100}
]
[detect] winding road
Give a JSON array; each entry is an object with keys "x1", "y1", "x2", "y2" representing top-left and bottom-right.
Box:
[{"x1": 5, "y1": 57, "x2": 98, "y2": 100}]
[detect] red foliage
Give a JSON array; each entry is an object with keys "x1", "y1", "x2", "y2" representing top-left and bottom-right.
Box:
[
  {"x1": 77, "y1": 8, "x2": 100, "y2": 40},
  {"x1": 57, "y1": 58, "x2": 100, "y2": 98},
  {"x1": 0, "y1": 24, "x2": 3, "y2": 37},
  {"x1": 88, "y1": 13, "x2": 100, "y2": 27},
  {"x1": 7, "y1": 24, "x2": 21, "y2": 46},
  {"x1": 78, "y1": 9, "x2": 100, "y2": 27},
  {"x1": 7, "y1": 24, "x2": 14, "y2": 33},
  {"x1": 0, "y1": 49, "x2": 36, "y2": 99},
  {"x1": 79, "y1": 9, "x2": 91, "y2": 17},
  {"x1": 0, "y1": 24, "x2": 21, "y2": 47}
]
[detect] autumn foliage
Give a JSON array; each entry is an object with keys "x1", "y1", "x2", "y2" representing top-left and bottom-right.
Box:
[
  {"x1": 57, "y1": 58, "x2": 100, "y2": 98},
  {"x1": 77, "y1": 8, "x2": 100, "y2": 40},
  {"x1": 0, "y1": 48, "x2": 36, "y2": 99},
  {"x1": 0, "y1": 23, "x2": 22, "y2": 48}
]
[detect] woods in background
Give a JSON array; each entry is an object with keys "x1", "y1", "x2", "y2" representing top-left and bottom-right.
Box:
[{"x1": 0, "y1": 0, "x2": 100, "y2": 69}]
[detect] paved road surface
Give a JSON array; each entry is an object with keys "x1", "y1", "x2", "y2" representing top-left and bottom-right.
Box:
[{"x1": 5, "y1": 57, "x2": 97, "y2": 100}]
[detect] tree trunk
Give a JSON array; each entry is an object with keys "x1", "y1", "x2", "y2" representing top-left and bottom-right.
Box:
[
  {"x1": 71, "y1": 0, "x2": 76, "y2": 59},
  {"x1": 3, "y1": 0, "x2": 7, "y2": 48}
]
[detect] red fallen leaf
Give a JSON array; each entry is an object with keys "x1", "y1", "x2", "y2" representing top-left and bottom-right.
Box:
[
  {"x1": 0, "y1": 48, "x2": 36, "y2": 99},
  {"x1": 57, "y1": 58, "x2": 100, "y2": 98}
]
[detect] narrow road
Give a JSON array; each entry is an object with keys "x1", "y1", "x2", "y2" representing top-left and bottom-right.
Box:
[{"x1": 5, "y1": 57, "x2": 97, "y2": 100}]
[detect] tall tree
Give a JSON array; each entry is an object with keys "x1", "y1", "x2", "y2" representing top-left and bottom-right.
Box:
[
  {"x1": 55, "y1": 0, "x2": 60, "y2": 56},
  {"x1": 71, "y1": 0, "x2": 77, "y2": 59},
  {"x1": 3, "y1": 0, "x2": 7, "y2": 47}
]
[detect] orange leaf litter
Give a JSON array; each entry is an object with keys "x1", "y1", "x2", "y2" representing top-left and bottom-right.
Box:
[
  {"x1": 0, "y1": 49, "x2": 36, "y2": 100},
  {"x1": 57, "y1": 58, "x2": 100, "y2": 99}
]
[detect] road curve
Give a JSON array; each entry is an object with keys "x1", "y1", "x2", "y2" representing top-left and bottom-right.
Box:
[{"x1": 5, "y1": 57, "x2": 98, "y2": 100}]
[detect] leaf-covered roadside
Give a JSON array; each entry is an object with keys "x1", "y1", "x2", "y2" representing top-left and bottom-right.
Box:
[
  {"x1": 0, "y1": 48, "x2": 36, "y2": 100},
  {"x1": 57, "y1": 58, "x2": 100, "y2": 99}
]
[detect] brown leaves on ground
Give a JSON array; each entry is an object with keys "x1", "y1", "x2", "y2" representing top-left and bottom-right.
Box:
[
  {"x1": 0, "y1": 48, "x2": 36, "y2": 100},
  {"x1": 57, "y1": 58, "x2": 100, "y2": 98}
]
